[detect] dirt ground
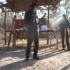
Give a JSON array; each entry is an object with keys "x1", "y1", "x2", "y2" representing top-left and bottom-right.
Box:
[{"x1": 0, "y1": 39, "x2": 70, "y2": 70}]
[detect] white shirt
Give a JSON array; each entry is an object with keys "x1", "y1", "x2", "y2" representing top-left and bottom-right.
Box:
[{"x1": 41, "y1": 25, "x2": 47, "y2": 31}]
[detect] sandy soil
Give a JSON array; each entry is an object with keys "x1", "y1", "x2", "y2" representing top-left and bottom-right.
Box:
[
  {"x1": 0, "y1": 37, "x2": 70, "y2": 70},
  {"x1": 0, "y1": 43, "x2": 70, "y2": 70}
]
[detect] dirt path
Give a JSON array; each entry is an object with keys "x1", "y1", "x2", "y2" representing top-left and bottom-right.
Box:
[{"x1": 0, "y1": 46, "x2": 70, "y2": 70}]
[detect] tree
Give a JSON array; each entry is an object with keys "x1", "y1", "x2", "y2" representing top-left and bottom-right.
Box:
[{"x1": 64, "y1": 0, "x2": 70, "y2": 16}]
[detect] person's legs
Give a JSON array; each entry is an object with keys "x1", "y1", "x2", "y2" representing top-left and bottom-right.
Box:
[
  {"x1": 26, "y1": 32, "x2": 33, "y2": 60},
  {"x1": 66, "y1": 28, "x2": 70, "y2": 50},
  {"x1": 33, "y1": 32, "x2": 40, "y2": 59},
  {"x1": 60, "y1": 30, "x2": 65, "y2": 49}
]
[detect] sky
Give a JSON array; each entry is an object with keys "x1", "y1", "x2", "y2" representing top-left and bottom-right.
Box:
[
  {"x1": 0, "y1": 0, "x2": 6, "y2": 12},
  {"x1": 0, "y1": 0, "x2": 3, "y2": 1},
  {"x1": 0, "y1": 0, "x2": 6, "y2": 4}
]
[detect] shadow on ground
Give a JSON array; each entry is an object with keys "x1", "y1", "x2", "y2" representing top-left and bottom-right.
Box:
[
  {"x1": 61, "y1": 63, "x2": 70, "y2": 70},
  {"x1": 0, "y1": 48, "x2": 66, "y2": 70}
]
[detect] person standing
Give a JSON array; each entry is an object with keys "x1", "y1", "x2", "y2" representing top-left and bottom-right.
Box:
[
  {"x1": 24, "y1": 3, "x2": 40, "y2": 61},
  {"x1": 59, "y1": 14, "x2": 70, "y2": 50}
]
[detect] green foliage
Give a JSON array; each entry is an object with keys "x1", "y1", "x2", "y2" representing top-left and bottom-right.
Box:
[
  {"x1": 65, "y1": 0, "x2": 70, "y2": 4},
  {"x1": 0, "y1": 38, "x2": 4, "y2": 44},
  {"x1": 0, "y1": 12, "x2": 13, "y2": 31}
]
